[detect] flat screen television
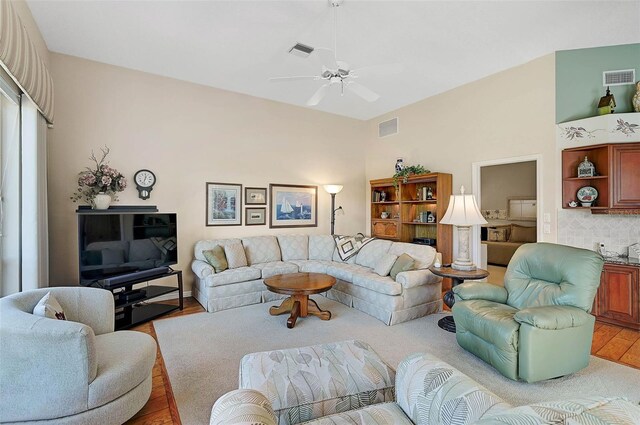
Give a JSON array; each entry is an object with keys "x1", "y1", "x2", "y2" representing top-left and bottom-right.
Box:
[{"x1": 78, "y1": 212, "x2": 177, "y2": 286}]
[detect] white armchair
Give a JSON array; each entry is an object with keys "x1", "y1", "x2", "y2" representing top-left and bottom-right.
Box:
[{"x1": 0, "y1": 287, "x2": 157, "y2": 424}]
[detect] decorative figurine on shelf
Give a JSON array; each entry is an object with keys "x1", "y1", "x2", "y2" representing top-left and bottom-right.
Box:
[
  {"x1": 568, "y1": 201, "x2": 578, "y2": 208},
  {"x1": 426, "y1": 187, "x2": 434, "y2": 200},
  {"x1": 633, "y1": 81, "x2": 640, "y2": 113},
  {"x1": 380, "y1": 191, "x2": 387, "y2": 202},
  {"x1": 577, "y1": 156, "x2": 595, "y2": 178},
  {"x1": 597, "y1": 87, "x2": 616, "y2": 115},
  {"x1": 395, "y1": 158, "x2": 405, "y2": 173},
  {"x1": 380, "y1": 211, "x2": 390, "y2": 219},
  {"x1": 427, "y1": 212, "x2": 436, "y2": 222}
]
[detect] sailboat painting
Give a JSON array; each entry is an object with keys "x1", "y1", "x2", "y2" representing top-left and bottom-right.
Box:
[{"x1": 270, "y1": 184, "x2": 318, "y2": 228}]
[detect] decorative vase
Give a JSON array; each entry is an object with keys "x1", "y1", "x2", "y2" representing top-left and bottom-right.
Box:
[
  {"x1": 395, "y1": 158, "x2": 405, "y2": 173},
  {"x1": 93, "y1": 192, "x2": 111, "y2": 210},
  {"x1": 633, "y1": 81, "x2": 640, "y2": 113}
]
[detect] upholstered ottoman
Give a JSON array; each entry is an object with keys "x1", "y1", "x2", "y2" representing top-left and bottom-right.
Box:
[{"x1": 239, "y1": 340, "x2": 395, "y2": 425}]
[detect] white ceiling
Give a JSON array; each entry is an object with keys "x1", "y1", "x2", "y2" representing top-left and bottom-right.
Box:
[{"x1": 27, "y1": 1, "x2": 640, "y2": 121}]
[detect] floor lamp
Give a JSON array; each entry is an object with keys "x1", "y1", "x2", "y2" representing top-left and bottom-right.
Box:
[
  {"x1": 439, "y1": 185, "x2": 487, "y2": 271},
  {"x1": 323, "y1": 185, "x2": 343, "y2": 235}
]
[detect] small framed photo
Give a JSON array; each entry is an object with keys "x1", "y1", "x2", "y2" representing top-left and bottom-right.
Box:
[
  {"x1": 206, "y1": 182, "x2": 242, "y2": 226},
  {"x1": 269, "y1": 184, "x2": 317, "y2": 228},
  {"x1": 245, "y1": 187, "x2": 267, "y2": 205},
  {"x1": 245, "y1": 207, "x2": 266, "y2": 226}
]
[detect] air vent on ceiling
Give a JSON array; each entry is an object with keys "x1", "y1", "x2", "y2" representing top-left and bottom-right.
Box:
[
  {"x1": 289, "y1": 43, "x2": 314, "y2": 58},
  {"x1": 378, "y1": 118, "x2": 398, "y2": 138},
  {"x1": 603, "y1": 69, "x2": 635, "y2": 86}
]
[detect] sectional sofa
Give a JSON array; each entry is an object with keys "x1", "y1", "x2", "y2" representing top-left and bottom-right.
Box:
[{"x1": 191, "y1": 235, "x2": 442, "y2": 325}]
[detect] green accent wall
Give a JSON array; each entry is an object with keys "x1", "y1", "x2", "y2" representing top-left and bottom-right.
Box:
[{"x1": 556, "y1": 43, "x2": 639, "y2": 123}]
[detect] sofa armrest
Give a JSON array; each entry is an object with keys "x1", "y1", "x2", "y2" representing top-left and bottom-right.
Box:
[
  {"x1": 395, "y1": 353, "x2": 510, "y2": 424},
  {"x1": 210, "y1": 389, "x2": 277, "y2": 425},
  {"x1": 41, "y1": 287, "x2": 114, "y2": 336},
  {"x1": 395, "y1": 269, "x2": 441, "y2": 289},
  {"x1": 453, "y1": 281, "x2": 508, "y2": 304},
  {"x1": 192, "y1": 259, "x2": 214, "y2": 279},
  {"x1": 514, "y1": 305, "x2": 592, "y2": 330}
]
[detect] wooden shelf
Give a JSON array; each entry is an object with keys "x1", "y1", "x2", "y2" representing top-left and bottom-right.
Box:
[
  {"x1": 564, "y1": 176, "x2": 608, "y2": 181},
  {"x1": 372, "y1": 218, "x2": 399, "y2": 222},
  {"x1": 402, "y1": 221, "x2": 437, "y2": 225},
  {"x1": 402, "y1": 200, "x2": 438, "y2": 204},
  {"x1": 371, "y1": 201, "x2": 399, "y2": 204}
]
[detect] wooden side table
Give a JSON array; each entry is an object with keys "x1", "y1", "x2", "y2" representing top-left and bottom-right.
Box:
[{"x1": 429, "y1": 266, "x2": 489, "y2": 332}]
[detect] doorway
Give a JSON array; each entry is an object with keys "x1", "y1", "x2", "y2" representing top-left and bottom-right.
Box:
[{"x1": 472, "y1": 155, "x2": 542, "y2": 285}]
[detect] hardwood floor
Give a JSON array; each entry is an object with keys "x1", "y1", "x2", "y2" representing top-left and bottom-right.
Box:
[{"x1": 126, "y1": 297, "x2": 640, "y2": 425}]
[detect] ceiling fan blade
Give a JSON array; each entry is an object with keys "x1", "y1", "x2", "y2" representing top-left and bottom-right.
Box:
[
  {"x1": 352, "y1": 63, "x2": 404, "y2": 78},
  {"x1": 269, "y1": 76, "x2": 320, "y2": 82},
  {"x1": 306, "y1": 84, "x2": 330, "y2": 106},
  {"x1": 311, "y1": 47, "x2": 338, "y2": 70},
  {"x1": 347, "y1": 82, "x2": 380, "y2": 102}
]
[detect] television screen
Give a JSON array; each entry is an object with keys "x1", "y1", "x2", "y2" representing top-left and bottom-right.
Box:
[{"x1": 78, "y1": 213, "x2": 177, "y2": 285}]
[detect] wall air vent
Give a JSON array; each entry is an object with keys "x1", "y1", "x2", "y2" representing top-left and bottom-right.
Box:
[
  {"x1": 602, "y1": 69, "x2": 635, "y2": 86},
  {"x1": 378, "y1": 118, "x2": 398, "y2": 138},
  {"x1": 289, "y1": 43, "x2": 314, "y2": 58}
]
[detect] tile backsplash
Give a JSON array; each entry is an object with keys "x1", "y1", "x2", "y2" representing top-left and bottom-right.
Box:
[{"x1": 557, "y1": 209, "x2": 640, "y2": 257}]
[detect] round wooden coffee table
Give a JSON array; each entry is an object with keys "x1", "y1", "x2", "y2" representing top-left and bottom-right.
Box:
[{"x1": 264, "y1": 272, "x2": 336, "y2": 329}]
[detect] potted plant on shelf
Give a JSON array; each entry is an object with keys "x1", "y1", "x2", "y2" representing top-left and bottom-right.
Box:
[
  {"x1": 393, "y1": 164, "x2": 430, "y2": 189},
  {"x1": 70, "y1": 146, "x2": 127, "y2": 209}
]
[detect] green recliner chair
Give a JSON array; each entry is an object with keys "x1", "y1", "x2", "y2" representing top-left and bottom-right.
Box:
[{"x1": 452, "y1": 242, "x2": 604, "y2": 383}]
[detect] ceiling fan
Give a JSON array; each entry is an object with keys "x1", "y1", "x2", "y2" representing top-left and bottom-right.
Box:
[{"x1": 270, "y1": 0, "x2": 402, "y2": 106}]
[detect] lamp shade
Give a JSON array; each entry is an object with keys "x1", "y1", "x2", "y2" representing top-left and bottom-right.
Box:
[
  {"x1": 323, "y1": 185, "x2": 343, "y2": 194},
  {"x1": 439, "y1": 186, "x2": 487, "y2": 226}
]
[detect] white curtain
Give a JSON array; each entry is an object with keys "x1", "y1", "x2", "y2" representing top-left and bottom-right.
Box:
[
  {"x1": 21, "y1": 97, "x2": 48, "y2": 290},
  {"x1": 0, "y1": 82, "x2": 20, "y2": 296}
]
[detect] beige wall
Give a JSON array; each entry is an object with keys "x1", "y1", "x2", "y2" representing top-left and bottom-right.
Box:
[
  {"x1": 48, "y1": 53, "x2": 367, "y2": 288},
  {"x1": 364, "y1": 54, "x2": 557, "y2": 244},
  {"x1": 480, "y1": 161, "x2": 536, "y2": 211}
]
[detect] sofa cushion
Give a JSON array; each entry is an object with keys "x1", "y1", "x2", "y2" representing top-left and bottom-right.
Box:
[
  {"x1": 289, "y1": 260, "x2": 331, "y2": 274},
  {"x1": 251, "y1": 261, "x2": 299, "y2": 278},
  {"x1": 277, "y1": 235, "x2": 308, "y2": 261},
  {"x1": 205, "y1": 267, "x2": 261, "y2": 287},
  {"x1": 194, "y1": 239, "x2": 242, "y2": 262},
  {"x1": 224, "y1": 242, "x2": 248, "y2": 269},
  {"x1": 202, "y1": 245, "x2": 228, "y2": 273},
  {"x1": 374, "y1": 253, "x2": 398, "y2": 277},
  {"x1": 326, "y1": 263, "x2": 370, "y2": 282},
  {"x1": 332, "y1": 248, "x2": 356, "y2": 264},
  {"x1": 388, "y1": 242, "x2": 436, "y2": 270},
  {"x1": 89, "y1": 331, "x2": 156, "y2": 409},
  {"x1": 390, "y1": 254, "x2": 415, "y2": 280},
  {"x1": 309, "y1": 235, "x2": 335, "y2": 261},
  {"x1": 352, "y1": 272, "x2": 402, "y2": 296},
  {"x1": 355, "y1": 239, "x2": 393, "y2": 269},
  {"x1": 242, "y1": 236, "x2": 281, "y2": 265}
]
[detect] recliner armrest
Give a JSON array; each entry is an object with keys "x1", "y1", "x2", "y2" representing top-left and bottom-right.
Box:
[
  {"x1": 514, "y1": 305, "x2": 591, "y2": 330},
  {"x1": 453, "y1": 281, "x2": 508, "y2": 303},
  {"x1": 210, "y1": 389, "x2": 276, "y2": 425},
  {"x1": 192, "y1": 259, "x2": 214, "y2": 279},
  {"x1": 395, "y1": 269, "x2": 441, "y2": 289}
]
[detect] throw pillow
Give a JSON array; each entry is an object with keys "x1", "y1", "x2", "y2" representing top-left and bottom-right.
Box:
[
  {"x1": 224, "y1": 242, "x2": 248, "y2": 269},
  {"x1": 334, "y1": 234, "x2": 374, "y2": 261},
  {"x1": 390, "y1": 253, "x2": 415, "y2": 280},
  {"x1": 203, "y1": 245, "x2": 228, "y2": 273},
  {"x1": 374, "y1": 253, "x2": 398, "y2": 277},
  {"x1": 33, "y1": 292, "x2": 67, "y2": 320},
  {"x1": 487, "y1": 228, "x2": 508, "y2": 242},
  {"x1": 509, "y1": 224, "x2": 536, "y2": 243}
]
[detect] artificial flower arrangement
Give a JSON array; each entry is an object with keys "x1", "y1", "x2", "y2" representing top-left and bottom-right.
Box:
[{"x1": 70, "y1": 146, "x2": 127, "y2": 204}]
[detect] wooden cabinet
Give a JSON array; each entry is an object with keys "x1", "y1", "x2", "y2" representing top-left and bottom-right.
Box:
[
  {"x1": 370, "y1": 173, "x2": 452, "y2": 266},
  {"x1": 594, "y1": 263, "x2": 639, "y2": 330},
  {"x1": 562, "y1": 142, "x2": 640, "y2": 213}
]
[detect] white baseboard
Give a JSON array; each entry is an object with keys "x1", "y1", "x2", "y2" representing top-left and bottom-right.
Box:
[{"x1": 151, "y1": 290, "x2": 192, "y2": 302}]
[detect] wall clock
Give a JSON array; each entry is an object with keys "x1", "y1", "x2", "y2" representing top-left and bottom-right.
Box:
[{"x1": 134, "y1": 169, "x2": 156, "y2": 200}]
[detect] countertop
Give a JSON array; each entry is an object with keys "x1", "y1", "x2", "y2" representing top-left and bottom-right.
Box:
[{"x1": 604, "y1": 256, "x2": 640, "y2": 267}]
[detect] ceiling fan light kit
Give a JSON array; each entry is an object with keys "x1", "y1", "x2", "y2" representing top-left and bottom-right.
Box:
[{"x1": 270, "y1": 0, "x2": 398, "y2": 107}]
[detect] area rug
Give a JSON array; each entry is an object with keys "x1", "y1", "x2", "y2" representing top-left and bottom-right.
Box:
[{"x1": 154, "y1": 298, "x2": 640, "y2": 425}]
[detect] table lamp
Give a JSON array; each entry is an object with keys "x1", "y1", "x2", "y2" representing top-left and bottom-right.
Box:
[
  {"x1": 439, "y1": 185, "x2": 487, "y2": 270},
  {"x1": 323, "y1": 185, "x2": 343, "y2": 235}
]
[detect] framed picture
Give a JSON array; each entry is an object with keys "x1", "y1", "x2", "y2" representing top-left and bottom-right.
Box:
[
  {"x1": 245, "y1": 187, "x2": 267, "y2": 205},
  {"x1": 206, "y1": 182, "x2": 242, "y2": 226},
  {"x1": 245, "y1": 207, "x2": 266, "y2": 226},
  {"x1": 269, "y1": 184, "x2": 317, "y2": 228}
]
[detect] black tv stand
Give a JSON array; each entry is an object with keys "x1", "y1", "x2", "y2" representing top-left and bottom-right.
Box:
[{"x1": 98, "y1": 268, "x2": 183, "y2": 330}]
